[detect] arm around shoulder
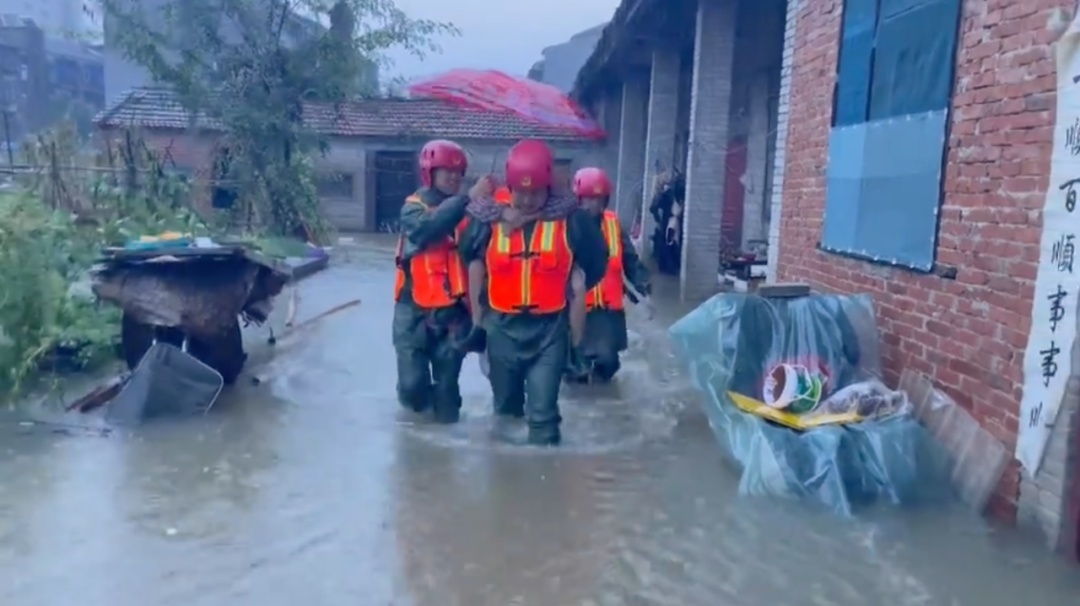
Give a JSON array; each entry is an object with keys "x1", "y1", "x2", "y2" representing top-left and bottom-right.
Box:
[{"x1": 401, "y1": 194, "x2": 469, "y2": 248}]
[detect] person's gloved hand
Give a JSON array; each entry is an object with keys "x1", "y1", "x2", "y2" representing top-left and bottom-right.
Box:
[
  {"x1": 565, "y1": 345, "x2": 591, "y2": 381},
  {"x1": 642, "y1": 296, "x2": 656, "y2": 320},
  {"x1": 469, "y1": 175, "x2": 495, "y2": 201},
  {"x1": 454, "y1": 325, "x2": 487, "y2": 353}
]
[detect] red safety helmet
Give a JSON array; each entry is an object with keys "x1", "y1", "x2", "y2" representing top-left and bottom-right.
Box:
[
  {"x1": 419, "y1": 139, "x2": 467, "y2": 187},
  {"x1": 572, "y1": 167, "x2": 612, "y2": 199},
  {"x1": 505, "y1": 139, "x2": 553, "y2": 191}
]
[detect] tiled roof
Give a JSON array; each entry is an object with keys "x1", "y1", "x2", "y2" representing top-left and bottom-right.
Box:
[{"x1": 94, "y1": 87, "x2": 600, "y2": 142}]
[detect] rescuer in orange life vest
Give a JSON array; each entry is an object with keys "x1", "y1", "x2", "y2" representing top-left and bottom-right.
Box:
[
  {"x1": 393, "y1": 139, "x2": 488, "y2": 423},
  {"x1": 471, "y1": 183, "x2": 590, "y2": 373},
  {"x1": 457, "y1": 140, "x2": 608, "y2": 445},
  {"x1": 564, "y1": 167, "x2": 654, "y2": 384}
]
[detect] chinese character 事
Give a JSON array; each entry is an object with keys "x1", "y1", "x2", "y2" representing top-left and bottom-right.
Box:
[
  {"x1": 1048, "y1": 284, "x2": 1067, "y2": 333},
  {"x1": 1060, "y1": 178, "x2": 1080, "y2": 212},
  {"x1": 1041, "y1": 341, "x2": 1061, "y2": 388},
  {"x1": 1052, "y1": 234, "x2": 1075, "y2": 273},
  {"x1": 1029, "y1": 401, "x2": 1043, "y2": 428}
]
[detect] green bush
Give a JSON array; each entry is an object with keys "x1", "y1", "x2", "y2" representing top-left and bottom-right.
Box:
[{"x1": 0, "y1": 190, "x2": 121, "y2": 394}]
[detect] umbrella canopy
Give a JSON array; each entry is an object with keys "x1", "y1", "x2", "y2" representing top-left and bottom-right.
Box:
[{"x1": 408, "y1": 69, "x2": 605, "y2": 140}]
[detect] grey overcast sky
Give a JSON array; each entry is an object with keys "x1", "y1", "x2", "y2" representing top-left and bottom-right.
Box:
[{"x1": 382, "y1": 0, "x2": 620, "y2": 80}]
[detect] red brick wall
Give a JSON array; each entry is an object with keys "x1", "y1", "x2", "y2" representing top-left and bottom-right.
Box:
[
  {"x1": 98, "y1": 127, "x2": 221, "y2": 214},
  {"x1": 778, "y1": 0, "x2": 1074, "y2": 519}
]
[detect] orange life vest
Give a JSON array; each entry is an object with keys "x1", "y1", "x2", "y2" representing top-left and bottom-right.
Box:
[
  {"x1": 485, "y1": 219, "x2": 573, "y2": 314},
  {"x1": 586, "y1": 210, "x2": 625, "y2": 311},
  {"x1": 393, "y1": 194, "x2": 469, "y2": 309}
]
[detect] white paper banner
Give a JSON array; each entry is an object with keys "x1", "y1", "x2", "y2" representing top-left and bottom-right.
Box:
[{"x1": 1017, "y1": 14, "x2": 1080, "y2": 474}]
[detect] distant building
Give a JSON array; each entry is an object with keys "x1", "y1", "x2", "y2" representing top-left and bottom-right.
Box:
[
  {"x1": 529, "y1": 24, "x2": 605, "y2": 93},
  {"x1": 526, "y1": 60, "x2": 544, "y2": 82},
  {"x1": 8, "y1": 0, "x2": 86, "y2": 38},
  {"x1": 0, "y1": 15, "x2": 103, "y2": 141},
  {"x1": 45, "y1": 35, "x2": 104, "y2": 120},
  {"x1": 0, "y1": 15, "x2": 49, "y2": 142},
  {"x1": 96, "y1": 87, "x2": 604, "y2": 232}
]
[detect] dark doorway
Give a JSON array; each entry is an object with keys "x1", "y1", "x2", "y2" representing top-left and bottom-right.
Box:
[
  {"x1": 211, "y1": 146, "x2": 237, "y2": 210},
  {"x1": 374, "y1": 151, "x2": 418, "y2": 233}
]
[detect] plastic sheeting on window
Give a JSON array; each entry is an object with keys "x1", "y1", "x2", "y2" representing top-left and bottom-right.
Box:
[
  {"x1": 668, "y1": 292, "x2": 952, "y2": 516},
  {"x1": 821, "y1": 125, "x2": 866, "y2": 252},
  {"x1": 833, "y1": 0, "x2": 878, "y2": 126},
  {"x1": 869, "y1": 0, "x2": 962, "y2": 120},
  {"x1": 821, "y1": 109, "x2": 947, "y2": 270},
  {"x1": 834, "y1": 30, "x2": 875, "y2": 126}
]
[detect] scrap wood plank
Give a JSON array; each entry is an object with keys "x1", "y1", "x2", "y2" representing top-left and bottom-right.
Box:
[{"x1": 65, "y1": 374, "x2": 130, "y2": 413}]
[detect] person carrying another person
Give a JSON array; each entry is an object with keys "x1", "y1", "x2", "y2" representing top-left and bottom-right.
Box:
[
  {"x1": 456, "y1": 140, "x2": 608, "y2": 445},
  {"x1": 564, "y1": 167, "x2": 654, "y2": 384}
]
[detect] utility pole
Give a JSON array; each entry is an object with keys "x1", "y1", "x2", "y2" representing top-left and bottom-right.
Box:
[
  {"x1": 0, "y1": 79, "x2": 13, "y2": 166},
  {"x1": 2, "y1": 109, "x2": 12, "y2": 166}
]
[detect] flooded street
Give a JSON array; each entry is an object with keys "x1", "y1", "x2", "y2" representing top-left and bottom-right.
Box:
[{"x1": 1, "y1": 238, "x2": 1079, "y2": 605}]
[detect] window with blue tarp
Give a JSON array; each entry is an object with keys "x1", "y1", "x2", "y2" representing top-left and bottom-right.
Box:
[{"x1": 821, "y1": 0, "x2": 961, "y2": 270}]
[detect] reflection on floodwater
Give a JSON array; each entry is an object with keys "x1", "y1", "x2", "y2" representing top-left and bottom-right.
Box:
[{"x1": 1, "y1": 241, "x2": 1078, "y2": 605}]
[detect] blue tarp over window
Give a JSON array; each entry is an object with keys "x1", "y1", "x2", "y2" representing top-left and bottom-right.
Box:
[
  {"x1": 822, "y1": 0, "x2": 961, "y2": 270},
  {"x1": 869, "y1": 0, "x2": 962, "y2": 120},
  {"x1": 833, "y1": 0, "x2": 878, "y2": 126}
]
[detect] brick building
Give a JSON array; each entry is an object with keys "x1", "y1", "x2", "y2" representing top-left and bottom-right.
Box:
[
  {"x1": 574, "y1": 0, "x2": 1080, "y2": 558},
  {"x1": 94, "y1": 87, "x2": 603, "y2": 232}
]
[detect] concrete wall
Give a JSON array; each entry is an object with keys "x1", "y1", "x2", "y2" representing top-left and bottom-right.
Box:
[
  {"x1": 615, "y1": 72, "x2": 649, "y2": 227},
  {"x1": 679, "y1": 0, "x2": 738, "y2": 301},
  {"x1": 777, "y1": 0, "x2": 1077, "y2": 547},
  {"x1": 765, "y1": 0, "x2": 800, "y2": 283},
  {"x1": 124, "y1": 128, "x2": 602, "y2": 232}
]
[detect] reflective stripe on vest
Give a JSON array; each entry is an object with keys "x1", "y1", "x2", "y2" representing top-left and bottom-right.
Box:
[
  {"x1": 393, "y1": 194, "x2": 469, "y2": 308},
  {"x1": 586, "y1": 210, "x2": 625, "y2": 311},
  {"x1": 486, "y1": 219, "x2": 573, "y2": 314}
]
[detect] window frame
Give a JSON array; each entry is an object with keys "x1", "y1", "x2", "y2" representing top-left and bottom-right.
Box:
[{"x1": 821, "y1": 0, "x2": 962, "y2": 273}]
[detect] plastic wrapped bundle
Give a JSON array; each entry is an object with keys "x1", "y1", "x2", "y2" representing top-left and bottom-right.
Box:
[{"x1": 668, "y1": 292, "x2": 951, "y2": 516}]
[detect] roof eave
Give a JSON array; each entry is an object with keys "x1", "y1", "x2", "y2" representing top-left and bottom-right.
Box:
[{"x1": 571, "y1": 0, "x2": 656, "y2": 103}]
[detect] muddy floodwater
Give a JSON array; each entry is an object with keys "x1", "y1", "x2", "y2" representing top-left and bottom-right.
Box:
[{"x1": 1, "y1": 238, "x2": 1078, "y2": 605}]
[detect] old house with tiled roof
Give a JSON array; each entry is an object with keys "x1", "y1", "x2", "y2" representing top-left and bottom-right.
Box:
[{"x1": 94, "y1": 87, "x2": 604, "y2": 231}]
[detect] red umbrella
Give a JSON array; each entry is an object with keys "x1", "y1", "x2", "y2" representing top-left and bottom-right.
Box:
[{"x1": 408, "y1": 69, "x2": 605, "y2": 139}]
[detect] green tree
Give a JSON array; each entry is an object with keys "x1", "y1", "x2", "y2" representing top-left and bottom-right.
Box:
[{"x1": 99, "y1": 0, "x2": 455, "y2": 241}]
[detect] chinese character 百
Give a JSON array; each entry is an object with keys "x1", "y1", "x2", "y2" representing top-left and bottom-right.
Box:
[
  {"x1": 1059, "y1": 178, "x2": 1080, "y2": 212},
  {"x1": 1048, "y1": 284, "x2": 1068, "y2": 333},
  {"x1": 1052, "y1": 234, "x2": 1075, "y2": 273},
  {"x1": 1041, "y1": 341, "x2": 1061, "y2": 387}
]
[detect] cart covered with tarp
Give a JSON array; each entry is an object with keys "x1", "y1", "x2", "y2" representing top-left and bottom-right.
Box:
[
  {"x1": 89, "y1": 235, "x2": 301, "y2": 425},
  {"x1": 669, "y1": 291, "x2": 952, "y2": 516},
  {"x1": 91, "y1": 235, "x2": 294, "y2": 385}
]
